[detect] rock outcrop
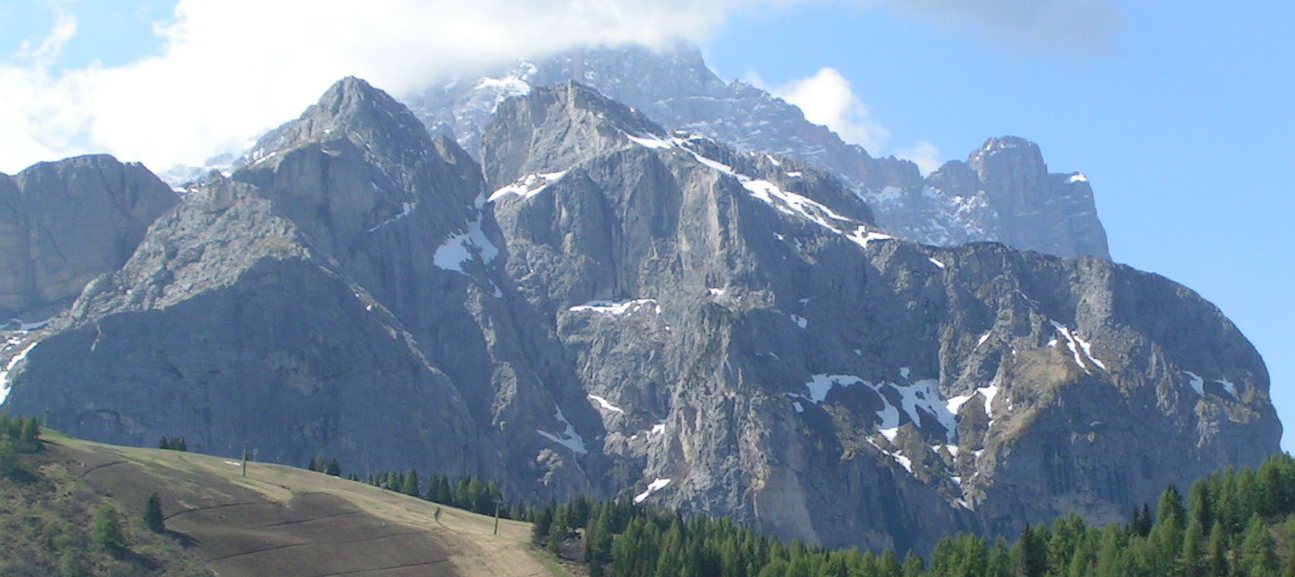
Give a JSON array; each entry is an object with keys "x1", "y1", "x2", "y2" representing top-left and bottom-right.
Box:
[
  {"x1": 2, "y1": 79, "x2": 1277, "y2": 556},
  {"x1": 11, "y1": 175, "x2": 492, "y2": 475},
  {"x1": 0, "y1": 155, "x2": 178, "y2": 312}
]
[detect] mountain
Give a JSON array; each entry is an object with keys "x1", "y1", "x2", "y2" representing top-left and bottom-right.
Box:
[
  {"x1": 0, "y1": 155, "x2": 178, "y2": 316},
  {"x1": 3, "y1": 80, "x2": 497, "y2": 477},
  {"x1": 405, "y1": 43, "x2": 1109, "y2": 259},
  {"x1": 1, "y1": 78, "x2": 1277, "y2": 555}
]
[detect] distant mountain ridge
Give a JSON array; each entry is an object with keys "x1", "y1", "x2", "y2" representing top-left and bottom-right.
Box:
[
  {"x1": 0, "y1": 76, "x2": 1276, "y2": 556},
  {"x1": 405, "y1": 43, "x2": 1108, "y2": 259}
]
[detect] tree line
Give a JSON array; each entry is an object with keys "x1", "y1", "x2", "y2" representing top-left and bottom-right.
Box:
[
  {"x1": 0, "y1": 412, "x2": 42, "y2": 477},
  {"x1": 518, "y1": 453, "x2": 1295, "y2": 577},
  {"x1": 308, "y1": 455, "x2": 528, "y2": 521},
  {"x1": 268, "y1": 441, "x2": 1295, "y2": 576}
]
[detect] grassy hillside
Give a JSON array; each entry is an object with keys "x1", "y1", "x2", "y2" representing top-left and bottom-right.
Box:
[
  {"x1": 4, "y1": 429, "x2": 563, "y2": 577},
  {"x1": 0, "y1": 437, "x2": 211, "y2": 576}
]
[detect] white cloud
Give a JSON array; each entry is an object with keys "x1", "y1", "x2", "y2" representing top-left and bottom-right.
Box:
[
  {"x1": 0, "y1": 0, "x2": 777, "y2": 174},
  {"x1": 11, "y1": 7, "x2": 77, "y2": 68},
  {"x1": 773, "y1": 67, "x2": 889, "y2": 153},
  {"x1": 891, "y1": 0, "x2": 1123, "y2": 54},
  {"x1": 897, "y1": 141, "x2": 942, "y2": 176},
  {"x1": 0, "y1": 0, "x2": 1122, "y2": 175}
]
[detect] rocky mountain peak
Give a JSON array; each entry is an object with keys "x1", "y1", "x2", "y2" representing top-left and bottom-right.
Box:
[
  {"x1": 232, "y1": 77, "x2": 486, "y2": 265},
  {"x1": 967, "y1": 136, "x2": 1046, "y2": 187},
  {"x1": 244, "y1": 76, "x2": 435, "y2": 173},
  {"x1": 955, "y1": 135, "x2": 1109, "y2": 258},
  {"x1": 481, "y1": 81, "x2": 668, "y2": 189},
  {"x1": 409, "y1": 44, "x2": 1112, "y2": 260},
  {"x1": 522, "y1": 42, "x2": 727, "y2": 106}
]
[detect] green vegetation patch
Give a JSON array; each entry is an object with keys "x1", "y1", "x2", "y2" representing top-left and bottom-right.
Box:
[{"x1": 0, "y1": 415, "x2": 212, "y2": 577}]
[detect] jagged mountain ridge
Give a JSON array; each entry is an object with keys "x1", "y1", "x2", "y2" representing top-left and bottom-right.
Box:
[
  {"x1": 1, "y1": 78, "x2": 1278, "y2": 555},
  {"x1": 405, "y1": 43, "x2": 1108, "y2": 260}
]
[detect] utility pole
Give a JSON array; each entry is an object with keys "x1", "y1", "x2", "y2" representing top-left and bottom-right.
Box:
[
  {"x1": 493, "y1": 502, "x2": 500, "y2": 535},
  {"x1": 241, "y1": 443, "x2": 248, "y2": 477}
]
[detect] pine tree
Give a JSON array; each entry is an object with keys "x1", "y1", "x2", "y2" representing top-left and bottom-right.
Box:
[
  {"x1": 0, "y1": 438, "x2": 17, "y2": 478},
  {"x1": 91, "y1": 504, "x2": 126, "y2": 552},
  {"x1": 987, "y1": 536, "x2": 1013, "y2": 577},
  {"x1": 531, "y1": 506, "x2": 554, "y2": 545},
  {"x1": 901, "y1": 550, "x2": 925, "y2": 577},
  {"x1": 325, "y1": 457, "x2": 341, "y2": 476},
  {"x1": 400, "y1": 468, "x2": 420, "y2": 497},
  {"x1": 1130, "y1": 502, "x2": 1154, "y2": 537},
  {"x1": 16, "y1": 416, "x2": 38, "y2": 452},
  {"x1": 1158, "y1": 485, "x2": 1186, "y2": 527},
  {"x1": 585, "y1": 507, "x2": 614, "y2": 573},
  {"x1": 1066, "y1": 533, "x2": 1096, "y2": 577},
  {"x1": 144, "y1": 493, "x2": 166, "y2": 533},
  {"x1": 1094, "y1": 524, "x2": 1124, "y2": 577},
  {"x1": 1207, "y1": 520, "x2": 1227, "y2": 577},
  {"x1": 1240, "y1": 514, "x2": 1279, "y2": 576},
  {"x1": 1012, "y1": 524, "x2": 1046, "y2": 577},
  {"x1": 654, "y1": 518, "x2": 684, "y2": 577},
  {"x1": 548, "y1": 507, "x2": 568, "y2": 555},
  {"x1": 1180, "y1": 517, "x2": 1204, "y2": 577},
  {"x1": 1189, "y1": 479, "x2": 1215, "y2": 532},
  {"x1": 878, "y1": 548, "x2": 902, "y2": 577}
]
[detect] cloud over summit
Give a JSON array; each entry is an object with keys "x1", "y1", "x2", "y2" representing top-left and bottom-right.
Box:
[{"x1": 0, "y1": 0, "x2": 1123, "y2": 173}]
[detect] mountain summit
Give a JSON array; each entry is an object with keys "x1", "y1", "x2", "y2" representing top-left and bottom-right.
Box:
[{"x1": 408, "y1": 43, "x2": 1109, "y2": 259}]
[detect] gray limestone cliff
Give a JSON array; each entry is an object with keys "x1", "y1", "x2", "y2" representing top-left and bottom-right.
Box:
[
  {"x1": 5, "y1": 171, "x2": 495, "y2": 476},
  {"x1": 473, "y1": 83, "x2": 1275, "y2": 550},
  {"x1": 0, "y1": 155, "x2": 177, "y2": 313}
]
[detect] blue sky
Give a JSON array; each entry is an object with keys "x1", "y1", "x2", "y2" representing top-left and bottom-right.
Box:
[{"x1": 3, "y1": 1, "x2": 1293, "y2": 449}]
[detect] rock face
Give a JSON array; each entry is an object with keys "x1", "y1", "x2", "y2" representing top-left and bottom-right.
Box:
[
  {"x1": 2, "y1": 79, "x2": 1278, "y2": 555},
  {"x1": 13, "y1": 176, "x2": 492, "y2": 475},
  {"x1": 406, "y1": 43, "x2": 1109, "y2": 259},
  {"x1": 0, "y1": 155, "x2": 178, "y2": 312}
]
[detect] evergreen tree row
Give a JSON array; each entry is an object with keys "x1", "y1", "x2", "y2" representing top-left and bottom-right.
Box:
[
  {"x1": 284, "y1": 441, "x2": 1295, "y2": 577},
  {"x1": 158, "y1": 436, "x2": 188, "y2": 451},
  {"x1": 525, "y1": 452, "x2": 1295, "y2": 577},
  {"x1": 306, "y1": 454, "x2": 341, "y2": 476},
  {"x1": 0, "y1": 412, "x2": 42, "y2": 477},
  {"x1": 0, "y1": 412, "x2": 42, "y2": 452},
  {"x1": 359, "y1": 467, "x2": 528, "y2": 521}
]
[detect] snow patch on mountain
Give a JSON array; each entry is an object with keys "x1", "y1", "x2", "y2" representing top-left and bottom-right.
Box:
[
  {"x1": 536, "y1": 405, "x2": 587, "y2": 454},
  {"x1": 0, "y1": 342, "x2": 38, "y2": 407},
  {"x1": 367, "y1": 201, "x2": 414, "y2": 233},
  {"x1": 434, "y1": 195, "x2": 499, "y2": 273},
  {"x1": 1049, "y1": 320, "x2": 1106, "y2": 373},
  {"x1": 1216, "y1": 378, "x2": 1239, "y2": 400},
  {"x1": 568, "y1": 299, "x2": 659, "y2": 316},
  {"x1": 488, "y1": 171, "x2": 567, "y2": 201},
  {"x1": 802, "y1": 374, "x2": 967, "y2": 443},
  {"x1": 588, "y1": 394, "x2": 626, "y2": 414},
  {"x1": 634, "y1": 478, "x2": 672, "y2": 503}
]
